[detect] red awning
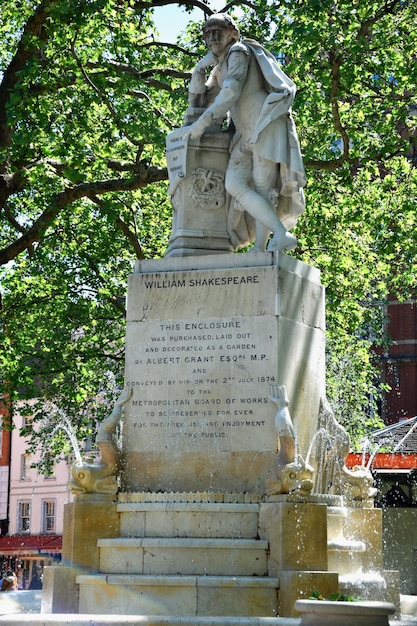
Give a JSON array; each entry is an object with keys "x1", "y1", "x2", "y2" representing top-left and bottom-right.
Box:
[
  {"x1": 0, "y1": 535, "x2": 62, "y2": 554},
  {"x1": 346, "y1": 452, "x2": 417, "y2": 470}
]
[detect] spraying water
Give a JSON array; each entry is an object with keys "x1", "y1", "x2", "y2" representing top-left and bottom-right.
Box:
[{"x1": 36, "y1": 402, "x2": 83, "y2": 466}]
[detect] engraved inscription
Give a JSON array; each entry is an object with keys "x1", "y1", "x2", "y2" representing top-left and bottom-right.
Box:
[{"x1": 124, "y1": 313, "x2": 277, "y2": 453}]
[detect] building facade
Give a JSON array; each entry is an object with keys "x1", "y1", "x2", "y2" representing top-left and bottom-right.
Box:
[
  {"x1": 380, "y1": 295, "x2": 417, "y2": 424},
  {"x1": 0, "y1": 397, "x2": 11, "y2": 536},
  {"x1": 0, "y1": 407, "x2": 72, "y2": 589}
]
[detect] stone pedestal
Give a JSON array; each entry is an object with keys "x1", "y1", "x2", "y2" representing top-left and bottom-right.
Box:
[
  {"x1": 343, "y1": 507, "x2": 383, "y2": 571},
  {"x1": 122, "y1": 252, "x2": 325, "y2": 495},
  {"x1": 41, "y1": 249, "x2": 402, "y2": 620},
  {"x1": 62, "y1": 500, "x2": 120, "y2": 570},
  {"x1": 260, "y1": 500, "x2": 339, "y2": 617},
  {"x1": 41, "y1": 565, "x2": 80, "y2": 614},
  {"x1": 42, "y1": 500, "x2": 119, "y2": 614},
  {"x1": 259, "y1": 501, "x2": 329, "y2": 574},
  {"x1": 335, "y1": 507, "x2": 400, "y2": 609},
  {"x1": 166, "y1": 131, "x2": 234, "y2": 256}
]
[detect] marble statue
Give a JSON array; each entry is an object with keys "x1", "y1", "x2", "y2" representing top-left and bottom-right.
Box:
[
  {"x1": 95, "y1": 386, "x2": 132, "y2": 472},
  {"x1": 313, "y1": 396, "x2": 376, "y2": 503},
  {"x1": 69, "y1": 388, "x2": 132, "y2": 498},
  {"x1": 267, "y1": 384, "x2": 314, "y2": 497},
  {"x1": 266, "y1": 386, "x2": 375, "y2": 503},
  {"x1": 183, "y1": 13, "x2": 306, "y2": 253}
]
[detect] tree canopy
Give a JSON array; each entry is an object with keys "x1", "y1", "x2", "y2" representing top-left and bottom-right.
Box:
[{"x1": 1, "y1": 0, "x2": 416, "y2": 462}]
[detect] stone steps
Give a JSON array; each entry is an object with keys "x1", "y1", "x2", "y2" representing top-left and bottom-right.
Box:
[
  {"x1": 117, "y1": 502, "x2": 260, "y2": 538},
  {"x1": 76, "y1": 573, "x2": 280, "y2": 617},
  {"x1": 98, "y1": 537, "x2": 269, "y2": 575},
  {"x1": 73, "y1": 501, "x2": 280, "y2": 618}
]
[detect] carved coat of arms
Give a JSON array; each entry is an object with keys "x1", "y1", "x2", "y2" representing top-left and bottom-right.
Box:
[{"x1": 188, "y1": 167, "x2": 225, "y2": 209}]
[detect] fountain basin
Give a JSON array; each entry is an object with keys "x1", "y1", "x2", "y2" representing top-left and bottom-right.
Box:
[{"x1": 294, "y1": 599, "x2": 396, "y2": 625}]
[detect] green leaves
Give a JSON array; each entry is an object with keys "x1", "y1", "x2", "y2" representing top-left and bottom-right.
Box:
[{"x1": 309, "y1": 587, "x2": 360, "y2": 602}]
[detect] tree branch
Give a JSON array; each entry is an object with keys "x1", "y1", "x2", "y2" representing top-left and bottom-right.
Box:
[
  {"x1": 87, "y1": 61, "x2": 190, "y2": 81},
  {"x1": 0, "y1": 170, "x2": 27, "y2": 208},
  {"x1": 88, "y1": 193, "x2": 145, "y2": 260},
  {"x1": 357, "y1": 0, "x2": 409, "y2": 39},
  {"x1": 71, "y1": 33, "x2": 143, "y2": 148},
  {"x1": 71, "y1": 234, "x2": 127, "y2": 314},
  {"x1": 305, "y1": 146, "x2": 407, "y2": 171},
  {"x1": 139, "y1": 41, "x2": 200, "y2": 56},
  {"x1": 0, "y1": 0, "x2": 59, "y2": 151},
  {"x1": 132, "y1": 0, "x2": 214, "y2": 14},
  {"x1": 329, "y1": 52, "x2": 351, "y2": 162},
  {"x1": 115, "y1": 215, "x2": 145, "y2": 260},
  {"x1": 305, "y1": 157, "x2": 359, "y2": 171},
  {"x1": 131, "y1": 0, "x2": 258, "y2": 19},
  {"x1": 220, "y1": 1, "x2": 257, "y2": 12},
  {"x1": 0, "y1": 167, "x2": 168, "y2": 266}
]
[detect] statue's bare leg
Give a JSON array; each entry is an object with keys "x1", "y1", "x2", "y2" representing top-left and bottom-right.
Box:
[
  {"x1": 252, "y1": 223, "x2": 271, "y2": 252},
  {"x1": 226, "y1": 152, "x2": 297, "y2": 252},
  {"x1": 253, "y1": 154, "x2": 297, "y2": 252}
]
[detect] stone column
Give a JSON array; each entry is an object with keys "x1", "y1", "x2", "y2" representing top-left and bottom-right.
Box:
[
  {"x1": 62, "y1": 498, "x2": 120, "y2": 570},
  {"x1": 42, "y1": 498, "x2": 120, "y2": 614},
  {"x1": 259, "y1": 498, "x2": 338, "y2": 617}
]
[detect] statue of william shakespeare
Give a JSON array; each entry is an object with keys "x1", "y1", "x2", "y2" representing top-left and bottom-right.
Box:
[{"x1": 181, "y1": 13, "x2": 306, "y2": 253}]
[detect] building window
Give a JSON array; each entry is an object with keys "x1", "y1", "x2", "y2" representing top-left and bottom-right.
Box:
[
  {"x1": 20, "y1": 454, "x2": 30, "y2": 481},
  {"x1": 42, "y1": 501, "x2": 55, "y2": 534},
  {"x1": 18, "y1": 501, "x2": 31, "y2": 534},
  {"x1": 22, "y1": 414, "x2": 32, "y2": 428}
]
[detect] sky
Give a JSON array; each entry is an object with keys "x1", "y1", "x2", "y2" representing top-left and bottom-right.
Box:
[{"x1": 153, "y1": 1, "x2": 227, "y2": 43}]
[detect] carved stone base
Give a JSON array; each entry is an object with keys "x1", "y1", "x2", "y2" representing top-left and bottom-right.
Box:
[
  {"x1": 117, "y1": 491, "x2": 262, "y2": 504},
  {"x1": 165, "y1": 131, "x2": 234, "y2": 257}
]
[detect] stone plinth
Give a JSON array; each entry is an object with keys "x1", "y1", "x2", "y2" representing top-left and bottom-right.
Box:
[
  {"x1": 62, "y1": 500, "x2": 120, "y2": 570},
  {"x1": 122, "y1": 252, "x2": 325, "y2": 495},
  {"x1": 43, "y1": 500, "x2": 121, "y2": 614},
  {"x1": 76, "y1": 573, "x2": 279, "y2": 617},
  {"x1": 259, "y1": 499, "x2": 338, "y2": 617},
  {"x1": 166, "y1": 130, "x2": 234, "y2": 256},
  {"x1": 0, "y1": 617, "x2": 298, "y2": 625},
  {"x1": 117, "y1": 501, "x2": 260, "y2": 538},
  {"x1": 259, "y1": 501, "x2": 329, "y2": 574},
  {"x1": 42, "y1": 566, "x2": 80, "y2": 614}
]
